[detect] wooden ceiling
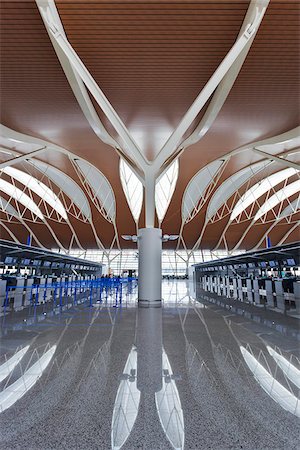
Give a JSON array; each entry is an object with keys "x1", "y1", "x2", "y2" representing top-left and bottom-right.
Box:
[{"x1": 0, "y1": 0, "x2": 299, "y2": 249}]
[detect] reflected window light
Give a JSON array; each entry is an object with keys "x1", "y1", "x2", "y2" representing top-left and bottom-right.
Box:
[
  {"x1": 231, "y1": 168, "x2": 299, "y2": 220},
  {"x1": 155, "y1": 349, "x2": 185, "y2": 450},
  {"x1": 2, "y1": 167, "x2": 67, "y2": 220},
  {"x1": 0, "y1": 346, "x2": 56, "y2": 413},
  {"x1": 111, "y1": 346, "x2": 140, "y2": 450},
  {"x1": 267, "y1": 346, "x2": 300, "y2": 390},
  {"x1": 240, "y1": 346, "x2": 300, "y2": 418},
  {"x1": 0, "y1": 346, "x2": 29, "y2": 383}
]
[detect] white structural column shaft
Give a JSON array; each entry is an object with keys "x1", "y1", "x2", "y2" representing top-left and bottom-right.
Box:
[
  {"x1": 144, "y1": 171, "x2": 156, "y2": 228},
  {"x1": 138, "y1": 228, "x2": 162, "y2": 307}
]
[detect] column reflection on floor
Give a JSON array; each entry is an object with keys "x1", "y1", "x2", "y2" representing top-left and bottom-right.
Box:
[{"x1": 0, "y1": 280, "x2": 299, "y2": 449}]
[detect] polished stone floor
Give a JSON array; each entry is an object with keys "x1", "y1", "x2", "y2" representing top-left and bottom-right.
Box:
[{"x1": 0, "y1": 280, "x2": 299, "y2": 450}]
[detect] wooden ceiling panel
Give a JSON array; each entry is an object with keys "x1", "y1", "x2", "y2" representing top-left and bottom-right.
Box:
[{"x1": 1, "y1": 1, "x2": 299, "y2": 249}]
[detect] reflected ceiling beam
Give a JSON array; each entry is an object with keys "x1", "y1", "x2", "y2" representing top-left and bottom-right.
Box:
[
  {"x1": 252, "y1": 148, "x2": 300, "y2": 171},
  {"x1": 0, "y1": 147, "x2": 46, "y2": 170}
]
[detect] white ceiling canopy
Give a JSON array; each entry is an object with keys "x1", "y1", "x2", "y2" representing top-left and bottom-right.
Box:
[
  {"x1": 182, "y1": 159, "x2": 224, "y2": 223},
  {"x1": 156, "y1": 159, "x2": 179, "y2": 224},
  {"x1": 0, "y1": 195, "x2": 21, "y2": 219},
  {"x1": 206, "y1": 160, "x2": 272, "y2": 222},
  {"x1": 72, "y1": 158, "x2": 116, "y2": 223},
  {"x1": 231, "y1": 167, "x2": 299, "y2": 221},
  {"x1": 1, "y1": 166, "x2": 68, "y2": 221},
  {"x1": 254, "y1": 179, "x2": 300, "y2": 221},
  {"x1": 0, "y1": 178, "x2": 43, "y2": 220},
  {"x1": 119, "y1": 158, "x2": 143, "y2": 223},
  {"x1": 28, "y1": 159, "x2": 91, "y2": 221}
]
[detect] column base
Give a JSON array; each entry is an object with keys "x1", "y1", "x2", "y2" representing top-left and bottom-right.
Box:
[{"x1": 138, "y1": 299, "x2": 162, "y2": 308}]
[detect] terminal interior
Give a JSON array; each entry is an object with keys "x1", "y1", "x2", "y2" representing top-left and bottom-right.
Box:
[{"x1": 0, "y1": 0, "x2": 299, "y2": 449}]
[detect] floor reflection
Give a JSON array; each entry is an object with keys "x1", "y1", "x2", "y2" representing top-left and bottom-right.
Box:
[{"x1": 0, "y1": 280, "x2": 299, "y2": 449}]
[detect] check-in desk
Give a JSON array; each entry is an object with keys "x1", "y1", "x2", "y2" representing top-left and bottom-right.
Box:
[
  {"x1": 253, "y1": 279, "x2": 260, "y2": 304},
  {"x1": 226, "y1": 277, "x2": 231, "y2": 298},
  {"x1": 275, "y1": 280, "x2": 285, "y2": 311},
  {"x1": 45, "y1": 277, "x2": 53, "y2": 302},
  {"x1": 232, "y1": 278, "x2": 238, "y2": 299},
  {"x1": 14, "y1": 277, "x2": 25, "y2": 309},
  {"x1": 38, "y1": 277, "x2": 46, "y2": 303},
  {"x1": 237, "y1": 278, "x2": 243, "y2": 301},
  {"x1": 0, "y1": 279, "x2": 7, "y2": 307},
  {"x1": 24, "y1": 277, "x2": 34, "y2": 306},
  {"x1": 294, "y1": 282, "x2": 300, "y2": 312},
  {"x1": 265, "y1": 279, "x2": 275, "y2": 307},
  {"x1": 246, "y1": 279, "x2": 253, "y2": 303}
]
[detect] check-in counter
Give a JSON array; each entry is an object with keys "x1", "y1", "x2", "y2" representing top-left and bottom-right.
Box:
[
  {"x1": 45, "y1": 277, "x2": 53, "y2": 302},
  {"x1": 246, "y1": 279, "x2": 253, "y2": 303},
  {"x1": 226, "y1": 277, "x2": 231, "y2": 298},
  {"x1": 233, "y1": 278, "x2": 238, "y2": 299},
  {"x1": 24, "y1": 278, "x2": 34, "y2": 306},
  {"x1": 0, "y1": 279, "x2": 7, "y2": 307},
  {"x1": 265, "y1": 279, "x2": 275, "y2": 307},
  {"x1": 38, "y1": 277, "x2": 46, "y2": 303},
  {"x1": 253, "y1": 279, "x2": 260, "y2": 304},
  {"x1": 275, "y1": 280, "x2": 285, "y2": 311},
  {"x1": 14, "y1": 277, "x2": 25, "y2": 309},
  {"x1": 294, "y1": 282, "x2": 300, "y2": 312}
]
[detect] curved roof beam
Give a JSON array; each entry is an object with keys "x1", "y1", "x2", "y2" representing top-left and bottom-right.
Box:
[
  {"x1": 28, "y1": 159, "x2": 91, "y2": 221},
  {"x1": 0, "y1": 178, "x2": 44, "y2": 220},
  {"x1": 153, "y1": 0, "x2": 269, "y2": 171},
  {"x1": 71, "y1": 157, "x2": 116, "y2": 224},
  {"x1": 231, "y1": 168, "x2": 299, "y2": 221},
  {"x1": 254, "y1": 180, "x2": 300, "y2": 221},
  {"x1": 250, "y1": 196, "x2": 300, "y2": 250},
  {"x1": 277, "y1": 221, "x2": 300, "y2": 246},
  {"x1": 0, "y1": 196, "x2": 47, "y2": 249},
  {"x1": 36, "y1": 0, "x2": 147, "y2": 175},
  {"x1": 180, "y1": 0, "x2": 270, "y2": 151},
  {"x1": 231, "y1": 179, "x2": 300, "y2": 251},
  {"x1": 1, "y1": 166, "x2": 68, "y2": 220}
]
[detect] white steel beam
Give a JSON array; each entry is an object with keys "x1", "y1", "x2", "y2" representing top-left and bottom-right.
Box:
[
  {"x1": 36, "y1": 0, "x2": 148, "y2": 174},
  {"x1": 252, "y1": 148, "x2": 300, "y2": 171},
  {"x1": 277, "y1": 222, "x2": 300, "y2": 245},
  {"x1": 0, "y1": 148, "x2": 46, "y2": 170},
  {"x1": 181, "y1": 0, "x2": 270, "y2": 150},
  {"x1": 153, "y1": 3, "x2": 268, "y2": 170}
]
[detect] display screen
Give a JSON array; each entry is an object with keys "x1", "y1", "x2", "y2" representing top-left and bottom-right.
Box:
[
  {"x1": 259, "y1": 261, "x2": 267, "y2": 268},
  {"x1": 31, "y1": 259, "x2": 41, "y2": 266},
  {"x1": 43, "y1": 261, "x2": 51, "y2": 267},
  {"x1": 21, "y1": 258, "x2": 30, "y2": 265},
  {"x1": 286, "y1": 258, "x2": 296, "y2": 266},
  {"x1": 4, "y1": 256, "x2": 17, "y2": 265}
]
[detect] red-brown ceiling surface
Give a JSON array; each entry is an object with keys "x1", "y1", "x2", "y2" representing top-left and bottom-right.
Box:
[{"x1": 0, "y1": 0, "x2": 299, "y2": 250}]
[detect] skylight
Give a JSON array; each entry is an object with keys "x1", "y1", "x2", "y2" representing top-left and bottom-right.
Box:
[
  {"x1": 155, "y1": 159, "x2": 179, "y2": 223},
  {"x1": 0, "y1": 178, "x2": 43, "y2": 219},
  {"x1": 254, "y1": 179, "x2": 300, "y2": 221},
  {"x1": 72, "y1": 158, "x2": 116, "y2": 223},
  {"x1": 231, "y1": 167, "x2": 299, "y2": 220},
  {"x1": 1, "y1": 167, "x2": 67, "y2": 220},
  {"x1": 119, "y1": 159, "x2": 143, "y2": 222}
]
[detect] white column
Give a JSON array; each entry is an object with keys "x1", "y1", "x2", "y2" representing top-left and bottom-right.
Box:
[{"x1": 138, "y1": 228, "x2": 162, "y2": 307}]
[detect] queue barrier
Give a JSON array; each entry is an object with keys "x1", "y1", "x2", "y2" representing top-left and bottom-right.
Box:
[{"x1": 2, "y1": 277, "x2": 138, "y2": 309}]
